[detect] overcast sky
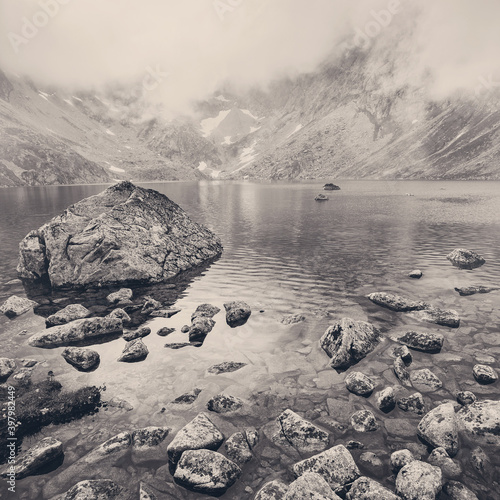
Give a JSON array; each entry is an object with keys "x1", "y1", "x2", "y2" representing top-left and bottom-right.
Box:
[{"x1": 0, "y1": 0, "x2": 499, "y2": 113}]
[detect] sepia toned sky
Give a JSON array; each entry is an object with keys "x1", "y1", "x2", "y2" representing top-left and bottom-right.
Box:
[{"x1": 0, "y1": 0, "x2": 499, "y2": 113}]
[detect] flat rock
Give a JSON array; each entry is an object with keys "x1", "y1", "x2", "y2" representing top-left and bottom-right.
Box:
[
  {"x1": 410, "y1": 369, "x2": 443, "y2": 392},
  {"x1": 167, "y1": 412, "x2": 224, "y2": 466},
  {"x1": 106, "y1": 288, "x2": 133, "y2": 304},
  {"x1": 454, "y1": 285, "x2": 498, "y2": 296},
  {"x1": 472, "y1": 364, "x2": 498, "y2": 384},
  {"x1": 397, "y1": 331, "x2": 444, "y2": 353},
  {"x1": 61, "y1": 479, "x2": 122, "y2": 499},
  {"x1": 320, "y1": 318, "x2": 381, "y2": 370},
  {"x1": 224, "y1": 432, "x2": 253, "y2": 466},
  {"x1": 397, "y1": 393, "x2": 426, "y2": 415},
  {"x1": 393, "y1": 357, "x2": 411, "y2": 387},
  {"x1": 46, "y1": 304, "x2": 91, "y2": 327},
  {"x1": 396, "y1": 461, "x2": 442, "y2": 500},
  {"x1": 0, "y1": 437, "x2": 63, "y2": 480},
  {"x1": 172, "y1": 388, "x2": 202, "y2": 404},
  {"x1": 173, "y1": 449, "x2": 241, "y2": 496},
  {"x1": 323, "y1": 183, "x2": 341, "y2": 190},
  {"x1": 150, "y1": 307, "x2": 181, "y2": 318},
  {"x1": 0, "y1": 358, "x2": 16, "y2": 379},
  {"x1": 412, "y1": 307, "x2": 460, "y2": 328},
  {"x1": 131, "y1": 426, "x2": 170, "y2": 462},
  {"x1": 456, "y1": 391, "x2": 477, "y2": 406},
  {"x1": 447, "y1": 248, "x2": 485, "y2": 270},
  {"x1": 390, "y1": 449, "x2": 415, "y2": 474},
  {"x1": 417, "y1": 403, "x2": 459, "y2": 457},
  {"x1": 347, "y1": 476, "x2": 399, "y2": 500},
  {"x1": 315, "y1": 193, "x2": 329, "y2": 201},
  {"x1": 28, "y1": 317, "x2": 123, "y2": 348},
  {"x1": 457, "y1": 400, "x2": 500, "y2": 446},
  {"x1": 123, "y1": 326, "x2": 151, "y2": 341},
  {"x1": 106, "y1": 308, "x2": 130, "y2": 324},
  {"x1": 188, "y1": 317, "x2": 215, "y2": 342},
  {"x1": 192, "y1": 303, "x2": 220, "y2": 320},
  {"x1": 292, "y1": 445, "x2": 360, "y2": 491},
  {"x1": 408, "y1": 270, "x2": 423, "y2": 279},
  {"x1": 17, "y1": 181, "x2": 223, "y2": 288},
  {"x1": 118, "y1": 338, "x2": 148, "y2": 362},
  {"x1": 443, "y1": 480, "x2": 479, "y2": 500},
  {"x1": 207, "y1": 361, "x2": 247, "y2": 375},
  {"x1": 84, "y1": 431, "x2": 132, "y2": 464},
  {"x1": 274, "y1": 409, "x2": 329, "y2": 453},
  {"x1": 367, "y1": 292, "x2": 429, "y2": 312},
  {"x1": 286, "y1": 472, "x2": 341, "y2": 499},
  {"x1": 281, "y1": 313, "x2": 306, "y2": 325},
  {"x1": 224, "y1": 301, "x2": 251, "y2": 327},
  {"x1": 350, "y1": 410, "x2": 378, "y2": 432},
  {"x1": 255, "y1": 480, "x2": 288, "y2": 500},
  {"x1": 141, "y1": 296, "x2": 162, "y2": 314},
  {"x1": 62, "y1": 347, "x2": 100, "y2": 371},
  {"x1": 345, "y1": 372, "x2": 375, "y2": 396},
  {"x1": 207, "y1": 394, "x2": 243, "y2": 413},
  {"x1": 0, "y1": 295, "x2": 37, "y2": 318},
  {"x1": 156, "y1": 326, "x2": 175, "y2": 337}
]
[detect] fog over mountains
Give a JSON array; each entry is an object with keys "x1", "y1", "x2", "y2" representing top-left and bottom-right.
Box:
[{"x1": 0, "y1": 0, "x2": 499, "y2": 186}]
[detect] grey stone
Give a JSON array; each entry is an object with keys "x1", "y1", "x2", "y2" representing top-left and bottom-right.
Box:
[
  {"x1": 254, "y1": 480, "x2": 288, "y2": 500},
  {"x1": 446, "y1": 248, "x2": 485, "y2": 270},
  {"x1": 397, "y1": 393, "x2": 426, "y2": 415},
  {"x1": 106, "y1": 288, "x2": 133, "y2": 304},
  {"x1": 46, "y1": 304, "x2": 91, "y2": 327},
  {"x1": 106, "y1": 308, "x2": 130, "y2": 324},
  {"x1": 393, "y1": 357, "x2": 411, "y2": 387},
  {"x1": 123, "y1": 326, "x2": 151, "y2": 341},
  {"x1": 191, "y1": 303, "x2": 220, "y2": 320},
  {"x1": 410, "y1": 369, "x2": 443, "y2": 392},
  {"x1": 62, "y1": 479, "x2": 122, "y2": 499},
  {"x1": 443, "y1": 481, "x2": 479, "y2": 500},
  {"x1": 457, "y1": 400, "x2": 500, "y2": 446},
  {"x1": 347, "y1": 476, "x2": 399, "y2": 500},
  {"x1": 408, "y1": 270, "x2": 423, "y2": 279},
  {"x1": 0, "y1": 295, "x2": 37, "y2": 318},
  {"x1": 390, "y1": 449, "x2": 415, "y2": 474},
  {"x1": 454, "y1": 285, "x2": 498, "y2": 296},
  {"x1": 345, "y1": 372, "x2": 375, "y2": 396},
  {"x1": 286, "y1": 472, "x2": 341, "y2": 499},
  {"x1": 350, "y1": 410, "x2": 378, "y2": 432},
  {"x1": 118, "y1": 338, "x2": 148, "y2": 362},
  {"x1": 472, "y1": 364, "x2": 498, "y2": 384},
  {"x1": 62, "y1": 347, "x2": 100, "y2": 371},
  {"x1": 417, "y1": 403, "x2": 459, "y2": 457},
  {"x1": 456, "y1": 391, "x2": 477, "y2": 406},
  {"x1": 281, "y1": 314, "x2": 306, "y2": 325},
  {"x1": 397, "y1": 331, "x2": 444, "y2": 352},
  {"x1": 367, "y1": 292, "x2": 428, "y2": 312},
  {"x1": 224, "y1": 300, "x2": 251, "y2": 327},
  {"x1": 207, "y1": 361, "x2": 247, "y2": 374},
  {"x1": 225, "y1": 432, "x2": 252, "y2": 466},
  {"x1": 428, "y1": 447, "x2": 461, "y2": 478},
  {"x1": 0, "y1": 358, "x2": 16, "y2": 379},
  {"x1": 207, "y1": 394, "x2": 243, "y2": 413},
  {"x1": 396, "y1": 461, "x2": 442, "y2": 500}
]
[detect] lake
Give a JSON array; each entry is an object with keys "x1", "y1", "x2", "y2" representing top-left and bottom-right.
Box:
[{"x1": 1, "y1": 180, "x2": 500, "y2": 499}]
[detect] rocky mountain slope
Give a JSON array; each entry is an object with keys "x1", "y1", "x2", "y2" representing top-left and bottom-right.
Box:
[{"x1": 1, "y1": 18, "x2": 500, "y2": 186}]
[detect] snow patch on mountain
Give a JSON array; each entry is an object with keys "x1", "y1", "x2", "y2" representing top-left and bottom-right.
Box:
[{"x1": 200, "y1": 109, "x2": 231, "y2": 137}]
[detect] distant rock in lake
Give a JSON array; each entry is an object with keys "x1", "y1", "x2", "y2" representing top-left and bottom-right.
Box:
[
  {"x1": 446, "y1": 248, "x2": 485, "y2": 269},
  {"x1": 315, "y1": 193, "x2": 329, "y2": 201},
  {"x1": 323, "y1": 183, "x2": 341, "y2": 191},
  {"x1": 17, "y1": 181, "x2": 223, "y2": 289}
]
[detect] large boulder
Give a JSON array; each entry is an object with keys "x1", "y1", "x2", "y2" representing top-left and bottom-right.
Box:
[
  {"x1": 286, "y1": 472, "x2": 342, "y2": 499},
  {"x1": 206, "y1": 394, "x2": 243, "y2": 413},
  {"x1": 167, "y1": 412, "x2": 224, "y2": 466},
  {"x1": 224, "y1": 432, "x2": 253, "y2": 466},
  {"x1": 62, "y1": 347, "x2": 100, "y2": 371},
  {"x1": 0, "y1": 295, "x2": 37, "y2": 318},
  {"x1": 367, "y1": 292, "x2": 428, "y2": 312},
  {"x1": 224, "y1": 301, "x2": 251, "y2": 327},
  {"x1": 118, "y1": 338, "x2": 148, "y2": 362},
  {"x1": 397, "y1": 331, "x2": 444, "y2": 353},
  {"x1": 446, "y1": 249, "x2": 485, "y2": 269},
  {"x1": 254, "y1": 480, "x2": 288, "y2": 500},
  {"x1": 292, "y1": 445, "x2": 360, "y2": 492},
  {"x1": 0, "y1": 437, "x2": 63, "y2": 480},
  {"x1": 417, "y1": 403, "x2": 459, "y2": 457},
  {"x1": 457, "y1": 400, "x2": 500, "y2": 446},
  {"x1": 347, "y1": 476, "x2": 399, "y2": 500},
  {"x1": 61, "y1": 479, "x2": 122, "y2": 499},
  {"x1": 345, "y1": 372, "x2": 375, "y2": 396},
  {"x1": 46, "y1": 304, "x2": 91, "y2": 327},
  {"x1": 395, "y1": 461, "x2": 442, "y2": 499},
  {"x1": 320, "y1": 318, "x2": 381, "y2": 370},
  {"x1": 173, "y1": 449, "x2": 241, "y2": 496},
  {"x1": 17, "y1": 181, "x2": 223, "y2": 288},
  {"x1": 28, "y1": 317, "x2": 123, "y2": 347}
]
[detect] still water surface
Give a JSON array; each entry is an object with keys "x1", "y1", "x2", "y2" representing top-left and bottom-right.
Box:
[{"x1": 0, "y1": 181, "x2": 499, "y2": 499}]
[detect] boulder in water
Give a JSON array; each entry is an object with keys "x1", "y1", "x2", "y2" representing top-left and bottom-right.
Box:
[
  {"x1": 62, "y1": 347, "x2": 100, "y2": 371},
  {"x1": 455, "y1": 285, "x2": 498, "y2": 296},
  {"x1": 224, "y1": 301, "x2": 251, "y2": 327},
  {"x1": 46, "y1": 304, "x2": 91, "y2": 327},
  {"x1": 347, "y1": 476, "x2": 399, "y2": 500},
  {"x1": 0, "y1": 295, "x2": 37, "y2": 318},
  {"x1": 323, "y1": 183, "x2": 341, "y2": 191},
  {"x1": 417, "y1": 403, "x2": 459, "y2": 457},
  {"x1": 118, "y1": 338, "x2": 148, "y2": 362},
  {"x1": 17, "y1": 181, "x2": 223, "y2": 288},
  {"x1": 446, "y1": 248, "x2": 485, "y2": 269},
  {"x1": 315, "y1": 193, "x2": 329, "y2": 201},
  {"x1": 367, "y1": 292, "x2": 429, "y2": 312},
  {"x1": 457, "y1": 400, "x2": 500, "y2": 446},
  {"x1": 395, "y1": 461, "x2": 442, "y2": 500}
]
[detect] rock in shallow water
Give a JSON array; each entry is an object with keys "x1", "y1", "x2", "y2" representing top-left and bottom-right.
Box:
[
  {"x1": 417, "y1": 403, "x2": 459, "y2": 457},
  {"x1": 118, "y1": 338, "x2": 148, "y2": 362},
  {"x1": 0, "y1": 358, "x2": 16, "y2": 379},
  {"x1": 377, "y1": 387, "x2": 396, "y2": 412},
  {"x1": 410, "y1": 369, "x2": 443, "y2": 392},
  {"x1": 286, "y1": 472, "x2": 341, "y2": 499},
  {"x1": 0, "y1": 295, "x2": 37, "y2": 318},
  {"x1": 397, "y1": 393, "x2": 426, "y2": 415},
  {"x1": 397, "y1": 331, "x2": 444, "y2": 353},
  {"x1": 347, "y1": 476, "x2": 399, "y2": 500},
  {"x1": 367, "y1": 292, "x2": 429, "y2": 312},
  {"x1": 345, "y1": 372, "x2": 375, "y2": 396},
  {"x1": 454, "y1": 285, "x2": 498, "y2": 296},
  {"x1": 443, "y1": 480, "x2": 479, "y2": 500},
  {"x1": 350, "y1": 410, "x2": 378, "y2": 432},
  {"x1": 224, "y1": 431, "x2": 253, "y2": 466},
  {"x1": 472, "y1": 364, "x2": 498, "y2": 384},
  {"x1": 320, "y1": 318, "x2": 381, "y2": 370},
  {"x1": 457, "y1": 400, "x2": 500, "y2": 446},
  {"x1": 390, "y1": 449, "x2": 415, "y2": 474},
  {"x1": 46, "y1": 304, "x2": 91, "y2": 327},
  {"x1": 62, "y1": 347, "x2": 100, "y2": 371},
  {"x1": 61, "y1": 479, "x2": 122, "y2": 499},
  {"x1": 207, "y1": 394, "x2": 243, "y2": 413},
  {"x1": 17, "y1": 181, "x2": 223, "y2": 288},
  {"x1": 173, "y1": 449, "x2": 241, "y2": 495},
  {"x1": 207, "y1": 361, "x2": 247, "y2": 374},
  {"x1": 254, "y1": 480, "x2": 288, "y2": 500},
  {"x1": 446, "y1": 248, "x2": 485, "y2": 270},
  {"x1": 123, "y1": 326, "x2": 151, "y2": 341},
  {"x1": 224, "y1": 301, "x2": 251, "y2": 327},
  {"x1": 0, "y1": 437, "x2": 63, "y2": 480},
  {"x1": 106, "y1": 288, "x2": 133, "y2": 305},
  {"x1": 396, "y1": 461, "x2": 442, "y2": 500},
  {"x1": 28, "y1": 317, "x2": 123, "y2": 347}
]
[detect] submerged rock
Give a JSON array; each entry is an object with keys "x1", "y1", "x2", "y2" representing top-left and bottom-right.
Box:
[
  {"x1": 167, "y1": 412, "x2": 224, "y2": 466},
  {"x1": 17, "y1": 181, "x2": 223, "y2": 288},
  {"x1": 255, "y1": 480, "x2": 288, "y2": 500},
  {"x1": 292, "y1": 445, "x2": 360, "y2": 492},
  {"x1": 345, "y1": 372, "x2": 375, "y2": 396},
  {"x1": 410, "y1": 369, "x2": 443, "y2": 392},
  {"x1": 224, "y1": 301, "x2": 251, "y2": 327},
  {"x1": 457, "y1": 400, "x2": 500, "y2": 446},
  {"x1": 274, "y1": 409, "x2": 329, "y2": 453},
  {"x1": 192, "y1": 303, "x2": 220, "y2": 320},
  {"x1": 172, "y1": 388, "x2": 202, "y2": 405},
  {"x1": 367, "y1": 292, "x2": 428, "y2": 312},
  {"x1": 28, "y1": 317, "x2": 123, "y2": 347},
  {"x1": 118, "y1": 338, "x2": 148, "y2": 362},
  {"x1": 417, "y1": 403, "x2": 459, "y2": 457},
  {"x1": 443, "y1": 481, "x2": 479, "y2": 500},
  {"x1": 46, "y1": 304, "x2": 91, "y2": 327},
  {"x1": 428, "y1": 447, "x2": 461, "y2": 478},
  {"x1": 280, "y1": 313, "x2": 306, "y2": 325},
  {"x1": 156, "y1": 326, "x2": 175, "y2": 337},
  {"x1": 396, "y1": 461, "x2": 442, "y2": 500},
  {"x1": 131, "y1": 426, "x2": 170, "y2": 462},
  {"x1": 456, "y1": 391, "x2": 477, "y2": 406},
  {"x1": 62, "y1": 347, "x2": 100, "y2": 371},
  {"x1": 173, "y1": 449, "x2": 241, "y2": 495},
  {"x1": 0, "y1": 437, "x2": 63, "y2": 480},
  {"x1": 454, "y1": 285, "x2": 498, "y2": 296},
  {"x1": 61, "y1": 479, "x2": 122, "y2": 499},
  {"x1": 106, "y1": 288, "x2": 133, "y2": 305},
  {"x1": 446, "y1": 248, "x2": 485, "y2": 270},
  {"x1": 123, "y1": 326, "x2": 151, "y2": 341},
  {"x1": 207, "y1": 394, "x2": 243, "y2": 413},
  {"x1": 0, "y1": 295, "x2": 37, "y2": 318},
  {"x1": 224, "y1": 431, "x2": 253, "y2": 466},
  {"x1": 408, "y1": 270, "x2": 423, "y2": 279},
  {"x1": 393, "y1": 357, "x2": 412, "y2": 387},
  {"x1": 350, "y1": 410, "x2": 378, "y2": 432},
  {"x1": 376, "y1": 387, "x2": 396, "y2": 412},
  {"x1": 189, "y1": 317, "x2": 215, "y2": 342},
  {"x1": 413, "y1": 307, "x2": 460, "y2": 328},
  {"x1": 207, "y1": 361, "x2": 247, "y2": 374},
  {"x1": 472, "y1": 364, "x2": 498, "y2": 384},
  {"x1": 106, "y1": 308, "x2": 130, "y2": 324},
  {"x1": 286, "y1": 472, "x2": 341, "y2": 499},
  {"x1": 397, "y1": 393, "x2": 426, "y2": 415},
  {"x1": 347, "y1": 476, "x2": 399, "y2": 500},
  {"x1": 320, "y1": 318, "x2": 381, "y2": 370},
  {"x1": 397, "y1": 331, "x2": 444, "y2": 353}
]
